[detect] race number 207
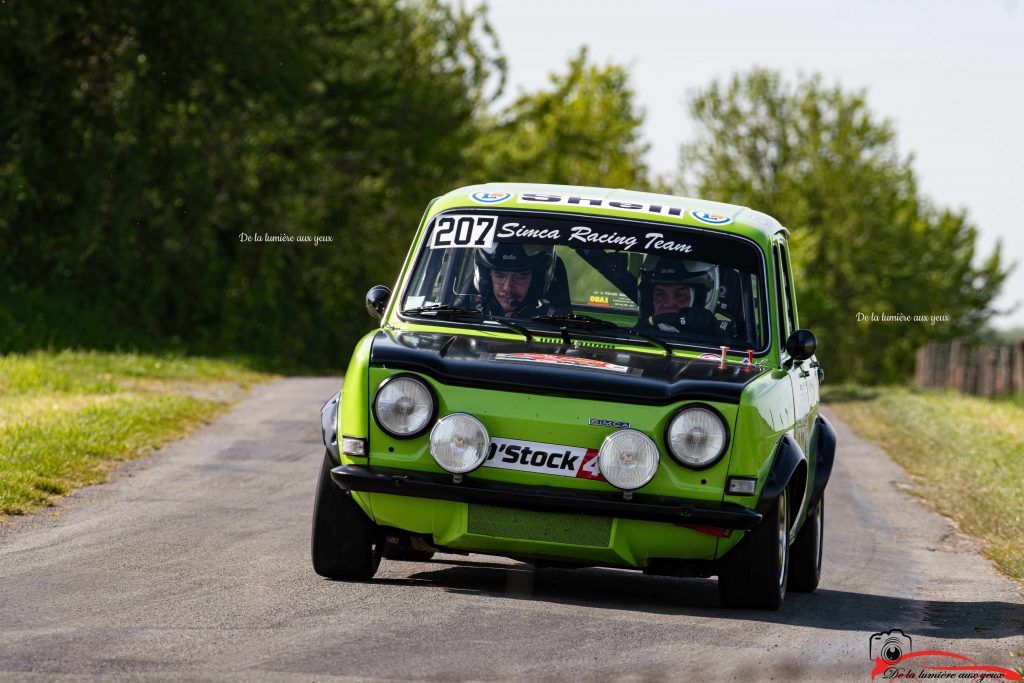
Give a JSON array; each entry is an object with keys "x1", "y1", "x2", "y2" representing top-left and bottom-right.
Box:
[{"x1": 430, "y1": 214, "x2": 496, "y2": 248}]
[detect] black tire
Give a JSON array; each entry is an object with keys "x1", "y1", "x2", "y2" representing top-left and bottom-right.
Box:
[
  {"x1": 382, "y1": 545, "x2": 435, "y2": 562},
  {"x1": 718, "y1": 489, "x2": 789, "y2": 610},
  {"x1": 789, "y1": 495, "x2": 824, "y2": 593},
  {"x1": 311, "y1": 453, "x2": 382, "y2": 580}
]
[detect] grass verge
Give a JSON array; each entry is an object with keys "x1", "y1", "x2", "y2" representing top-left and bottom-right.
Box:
[
  {"x1": 825, "y1": 385, "x2": 1024, "y2": 584},
  {"x1": 0, "y1": 350, "x2": 272, "y2": 517}
]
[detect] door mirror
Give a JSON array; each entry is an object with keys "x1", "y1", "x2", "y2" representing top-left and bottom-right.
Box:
[
  {"x1": 365, "y1": 285, "x2": 391, "y2": 320},
  {"x1": 785, "y1": 329, "x2": 817, "y2": 362}
]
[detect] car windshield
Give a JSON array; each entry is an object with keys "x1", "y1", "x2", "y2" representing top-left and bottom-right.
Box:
[{"x1": 401, "y1": 210, "x2": 770, "y2": 353}]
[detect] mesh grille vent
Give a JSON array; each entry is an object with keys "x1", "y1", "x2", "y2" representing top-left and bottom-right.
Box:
[
  {"x1": 467, "y1": 504, "x2": 612, "y2": 547},
  {"x1": 534, "y1": 336, "x2": 616, "y2": 349}
]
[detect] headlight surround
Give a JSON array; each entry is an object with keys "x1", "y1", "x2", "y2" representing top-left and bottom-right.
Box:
[
  {"x1": 429, "y1": 413, "x2": 490, "y2": 474},
  {"x1": 597, "y1": 429, "x2": 660, "y2": 490},
  {"x1": 665, "y1": 404, "x2": 729, "y2": 469},
  {"x1": 372, "y1": 375, "x2": 436, "y2": 438}
]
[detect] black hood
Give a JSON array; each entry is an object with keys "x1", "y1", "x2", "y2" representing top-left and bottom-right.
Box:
[{"x1": 370, "y1": 330, "x2": 768, "y2": 405}]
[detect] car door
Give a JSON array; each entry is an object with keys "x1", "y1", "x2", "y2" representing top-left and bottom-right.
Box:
[{"x1": 773, "y1": 238, "x2": 816, "y2": 513}]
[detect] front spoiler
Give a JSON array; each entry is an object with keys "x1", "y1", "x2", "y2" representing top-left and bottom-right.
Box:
[{"x1": 330, "y1": 465, "x2": 762, "y2": 530}]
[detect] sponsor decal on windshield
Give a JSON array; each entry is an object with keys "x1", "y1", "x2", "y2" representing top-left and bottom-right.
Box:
[
  {"x1": 426, "y1": 212, "x2": 768, "y2": 269},
  {"x1": 494, "y1": 352, "x2": 629, "y2": 373},
  {"x1": 690, "y1": 210, "x2": 733, "y2": 225},
  {"x1": 518, "y1": 192, "x2": 688, "y2": 219},
  {"x1": 517, "y1": 192, "x2": 734, "y2": 227},
  {"x1": 470, "y1": 191, "x2": 511, "y2": 204},
  {"x1": 483, "y1": 437, "x2": 604, "y2": 481},
  {"x1": 585, "y1": 290, "x2": 637, "y2": 309},
  {"x1": 491, "y1": 220, "x2": 693, "y2": 255},
  {"x1": 429, "y1": 214, "x2": 497, "y2": 248}
]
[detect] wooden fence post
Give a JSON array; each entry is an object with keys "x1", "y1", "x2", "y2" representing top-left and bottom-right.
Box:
[
  {"x1": 914, "y1": 345, "x2": 927, "y2": 388},
  {"x1": 915, "y1": 339, "x2": 1023, "y2": 398},
  {"x1": 981, "y1": 346, "x2": 997, "y2": 398},
  {"x1": 995, "y1": 346, "x2": 1009, "y2": 395},
  {"x1": 1014, "y1": 343, "x2": 1024, "y2": 397},
  {"x1": 965, "y1": 344, "x2": 977, "y2": 395},
  {"x1": 949, "y1": 340, "x2": 963, "y2": 391}
]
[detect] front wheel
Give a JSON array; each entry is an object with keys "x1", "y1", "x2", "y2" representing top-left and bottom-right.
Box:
[
  {"x1": 311, "y1": 453, "x2": 382, "y2": 580},
  {"x1": 789, "y1": 495, "x2": 824, "y2": 592},
  {"x1": 718, "y1": 489, "x2": 789, "y2": 610}
]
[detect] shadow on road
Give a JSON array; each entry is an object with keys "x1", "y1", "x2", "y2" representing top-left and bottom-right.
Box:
[{"x1": 374, "y1": 559, "x2": 1024, "y2": 641}]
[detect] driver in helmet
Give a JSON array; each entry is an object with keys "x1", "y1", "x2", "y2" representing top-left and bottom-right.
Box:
[
  {"x1": 472, "y1": 242, "x2": 559, "y2": 318},
  {"x1": 636, "y1": 255, "x2": 722, "y2": 336}
]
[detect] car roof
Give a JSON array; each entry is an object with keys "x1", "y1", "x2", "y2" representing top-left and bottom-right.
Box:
[{"x1": 430, "y1": 183, "x2": 789, "y2": 242}]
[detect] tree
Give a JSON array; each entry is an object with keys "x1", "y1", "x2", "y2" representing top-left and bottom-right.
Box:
[
  {"x1": 678, "y1": 69, "x2": 1009, "y2": 383},
  {"x1": 0, "y1": 0, "x2": 504, "y2": 364},
  {"x1": 0, "y1": 2, "x2": 657, "y2": 367},
  {"x1": 468, "y1": 48, "x2": 650, "y2": 189}
]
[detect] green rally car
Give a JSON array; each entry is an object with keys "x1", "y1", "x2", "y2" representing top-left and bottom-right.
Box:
[{"x1": 312, "y1": 183, "x2": 836, "y2": 610}]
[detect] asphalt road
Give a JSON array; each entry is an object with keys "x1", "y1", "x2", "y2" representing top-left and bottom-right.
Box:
[{"x1": 1, "y1": 377, "x2": 1022, "y2": 682}]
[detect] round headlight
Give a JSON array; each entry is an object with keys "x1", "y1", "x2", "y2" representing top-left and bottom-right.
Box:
[
  {"x1": 666, "y1": 405, "x2": 728, "y2": 468},
  {"x1": 597, "y1": 429, "x2": 659, "y2": 490},
  {"x1": 429, "y1": 413, "x2": 490, "y2": 474},
  {"x1": 373, "y1": 375, "x2": 435, "y2": 438}
]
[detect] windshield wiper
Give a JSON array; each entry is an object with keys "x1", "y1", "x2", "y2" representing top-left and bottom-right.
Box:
[
  {"x1": 480, "y1": 317, "x2": 533, "y2": 341},
  {"x1": 530, "y1": 314, "x2": 671, "y2": 356},
  {"x1": 615, "y1": 328, "x2": 671, "y2": 356},
  {"x1": 403, "y1": 305, "x2": 532, "y2": 341},
  {"x1": 531, "y1": 314, "x2": 617, "y2": 329},
  {"x1": 403, "y1": 304, "x2": 482, "y2": 317}
]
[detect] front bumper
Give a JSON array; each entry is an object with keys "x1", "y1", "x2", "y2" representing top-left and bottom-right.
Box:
[{"x1": 330, "y1": 464, "x2": 761, "y2": 530}]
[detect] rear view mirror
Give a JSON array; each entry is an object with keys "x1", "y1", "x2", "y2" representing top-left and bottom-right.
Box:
[
  {"x1": 365, "y1": 285, "x2": 391, "y2": 320},
  {"x1": 786, "y1": 329, "x2": 817, "y2": 361}
]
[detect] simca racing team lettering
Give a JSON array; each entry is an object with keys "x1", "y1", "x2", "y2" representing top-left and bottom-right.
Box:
[{"x1": 495, "y1": 222, "x2": 693, "y2": 254}]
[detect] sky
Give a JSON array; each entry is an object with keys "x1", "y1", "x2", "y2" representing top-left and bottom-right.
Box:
[{"x1": 468, "y1": 0, "x2": 1024, "y2": 329}]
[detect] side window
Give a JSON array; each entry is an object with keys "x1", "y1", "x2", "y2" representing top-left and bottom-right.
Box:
[
  {"x1": 773, "y1": 243, "x2": 794, "y2": 349},
  {"x1": 779, "y1": 242, "x2": 799, "y2": 331},
  {"x1": 748, "y1": 273, "x2": 766, "y2": 349}
]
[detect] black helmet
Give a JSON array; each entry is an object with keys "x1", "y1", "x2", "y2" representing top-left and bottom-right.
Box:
[
  {"x1": 637, "y1": 255, "x2": 719, "y2": 319},
  {"x1": 473, "y1": 243, "x2": 556, "y2": 313}
]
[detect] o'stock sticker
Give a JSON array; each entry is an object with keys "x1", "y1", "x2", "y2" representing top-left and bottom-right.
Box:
[
  {"x1": 690, "y1": 210, "x2": 733, "y2": 225},
  {"x1": 470, "y1": 191, "x2": 512, "y2": 204}
]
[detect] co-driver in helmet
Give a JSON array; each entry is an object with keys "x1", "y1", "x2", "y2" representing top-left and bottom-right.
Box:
[{"x1": 636, "y1": 255, "x2": 723, "y2": 337}]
